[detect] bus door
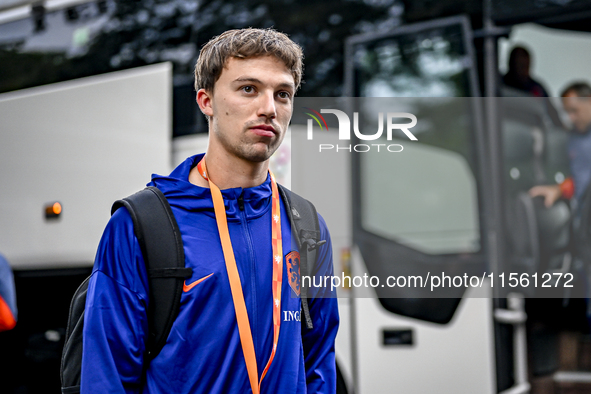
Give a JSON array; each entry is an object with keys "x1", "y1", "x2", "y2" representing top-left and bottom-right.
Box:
[{"x1": 345, "y1": 15, "x2": 495, "y2": 393}]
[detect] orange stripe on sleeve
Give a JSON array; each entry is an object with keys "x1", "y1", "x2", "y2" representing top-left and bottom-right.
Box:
[
  {"x1": 0, "y1": 295, "x2": 16, "y2": 332},
  {"x1": 560, "y1": 177, "x2": 575, "y2": 200}
]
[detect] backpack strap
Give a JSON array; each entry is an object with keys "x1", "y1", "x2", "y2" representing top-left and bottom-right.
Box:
[
  {"x1": 277, "y1": 184, "x2": 326, "y2": 330},
  {"x1": 111, "y1": 186, "x2": 192, "y2": 359}
]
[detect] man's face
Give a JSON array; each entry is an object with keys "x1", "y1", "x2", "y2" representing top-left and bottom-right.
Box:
[
  {"x1": 199, "y1": 55, "x2": 295, "y2": 163},
  {"x1": 513, "y1": 53, "x2": 530, "y2": 82},
  {"x1": 562, "y1": 91, "x2": 591, "y2": 133}
]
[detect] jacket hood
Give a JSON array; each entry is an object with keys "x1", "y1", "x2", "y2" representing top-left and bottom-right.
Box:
[{"x1": 147, "y1": 153, "x2": 273, "y2": 220}]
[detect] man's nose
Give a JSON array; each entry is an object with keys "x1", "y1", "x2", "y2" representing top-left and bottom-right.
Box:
[
  {"x1": 257, "y1": 91, "x2": 276, "y2": 119},
  {"x1": 568, "y1": 112, "x2": 578, "y2": 125}
]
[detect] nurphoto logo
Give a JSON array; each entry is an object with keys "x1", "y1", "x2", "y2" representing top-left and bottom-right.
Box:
[{"x1": 304, "y1": 108, "x2": 418, "y2": 153}]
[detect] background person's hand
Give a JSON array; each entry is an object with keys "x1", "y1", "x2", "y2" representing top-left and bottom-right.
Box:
[{"x1": 529, "y1": 184, "x2": 562, "y2": 207}]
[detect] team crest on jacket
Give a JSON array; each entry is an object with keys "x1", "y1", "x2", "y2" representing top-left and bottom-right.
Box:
[{"x1": 286, "y1": 251, "x2": 301, "y2": 296}]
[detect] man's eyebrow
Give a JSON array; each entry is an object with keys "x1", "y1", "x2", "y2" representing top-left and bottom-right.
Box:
[
  {"x1": 233, "y1": 77, "x2": 262, "y2": 84},
  {"x1": 233, "y1": 77, "x2": 295, "y2": 91}
]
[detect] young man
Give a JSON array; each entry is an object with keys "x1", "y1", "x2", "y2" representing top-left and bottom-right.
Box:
[{"x1": 81, "y1": 28, "x2": 339, "y2": 393}]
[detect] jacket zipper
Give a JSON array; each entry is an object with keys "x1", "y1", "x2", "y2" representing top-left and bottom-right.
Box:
[{"x1": 238, "y1": 191, "x2": 259, "y2": 362}]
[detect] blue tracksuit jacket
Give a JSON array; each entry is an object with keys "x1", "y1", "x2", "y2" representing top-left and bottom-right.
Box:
[{"x1": 81, "y1": 154, "x2": 339, "y2": 393}]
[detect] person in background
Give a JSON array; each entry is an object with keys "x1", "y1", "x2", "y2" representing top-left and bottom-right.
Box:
[
  {"x1": 529, "y1": 82, "x2": 591, "y2": 208},
  {"x1": 503, "y1": 46, "x2": 550, "y2": 97},
  {"x1": 0, "y1": 253, "x2": 17, "y2": 332},
  {"x1": 503, "y1": 45, "x2": 563, "y2": 127},
  {"x1": 529, "y1": 82, "x2": 591, "y2": 333}
]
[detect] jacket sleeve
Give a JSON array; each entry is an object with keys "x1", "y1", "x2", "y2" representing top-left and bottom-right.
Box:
[
  {"x1": 0, "y1": 254, "x2": 17, "y2": 332},
  {"x1": 560, "y1": 177, "x2": 575, "y2": 200},
  {"x1": 302, "y1": 213, "x2": 340, "y2": 394},
  {"x1": 81, "y1": 208, "x2": 150, "y2": 394}
]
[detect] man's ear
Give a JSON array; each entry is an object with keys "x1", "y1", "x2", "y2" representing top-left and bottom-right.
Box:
[{"x1": 196, "y1": 88, "x2": 214, "y2": 117}]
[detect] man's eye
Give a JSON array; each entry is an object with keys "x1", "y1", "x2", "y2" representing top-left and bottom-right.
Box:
[
  {"x1": 243, "y1": 86, "x2": 254, "y2": 93},
  {"x1": 278, "y1": 91, "x2": 291, "y2": 99}
]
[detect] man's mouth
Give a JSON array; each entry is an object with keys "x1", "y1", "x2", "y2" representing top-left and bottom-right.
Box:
[{"x1": 249, "y1": 124, "x2": 276, "y2": 138}]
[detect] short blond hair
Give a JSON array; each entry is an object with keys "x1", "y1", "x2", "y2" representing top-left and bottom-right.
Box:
[{"x1": 194, "y1": 28, "x2": 304, "y2": 93}]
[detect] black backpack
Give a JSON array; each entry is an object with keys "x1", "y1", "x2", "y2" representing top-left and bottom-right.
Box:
[{"x1": 60, "y1": 185, "x2": 325, "y2": 394}]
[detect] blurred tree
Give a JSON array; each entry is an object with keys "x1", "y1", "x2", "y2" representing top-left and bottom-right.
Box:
[{"x1": 0, "y1": 0, "x2": 403, "y2": 97}]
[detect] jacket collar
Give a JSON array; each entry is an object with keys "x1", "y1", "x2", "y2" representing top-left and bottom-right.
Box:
[{"x1": 148, "y1": 154, "x2": 273, "y2": 220}]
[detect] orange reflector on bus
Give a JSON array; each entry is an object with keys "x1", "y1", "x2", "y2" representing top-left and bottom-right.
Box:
[{"x1": 45, "y1": 202, "x2": 62, "y2": 219}]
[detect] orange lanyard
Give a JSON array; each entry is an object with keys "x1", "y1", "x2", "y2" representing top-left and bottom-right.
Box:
[{"x1": 197, "y1": 159, "x2": 283, "y2": 394}]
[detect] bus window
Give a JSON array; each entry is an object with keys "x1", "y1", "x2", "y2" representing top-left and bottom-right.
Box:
[
  {"x1": 347, "y1": 16, "x2": 478, "y2": 97},
  {"x1": 359, "y1": 100, "x2": 480, "y2": 255},
  {"x1": 346, "y1": 15, "x2": 485, "y2": 323}
]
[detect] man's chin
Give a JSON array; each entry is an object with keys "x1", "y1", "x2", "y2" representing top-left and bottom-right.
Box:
[
  {"x1": 243, "y1": 143, "x2": 280, "y2": 162},
  {"x1": 241, "y1": 149, "x2": 275, "y2": 163}
]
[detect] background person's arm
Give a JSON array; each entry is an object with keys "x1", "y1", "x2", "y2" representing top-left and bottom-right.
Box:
[{"x1": 529, "y1": 177, "x2": 574, "y2": 207}]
